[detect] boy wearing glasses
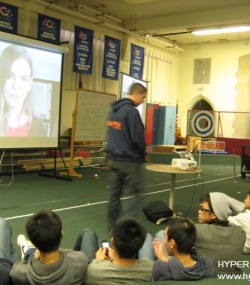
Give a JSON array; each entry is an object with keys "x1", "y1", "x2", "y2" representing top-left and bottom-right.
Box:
[
  {"x1": 195, "y1": 192, "x2": 245, "y2": 276},
  {"x1": 154, "y1": 192, "x2": 246, "y2": 277}
]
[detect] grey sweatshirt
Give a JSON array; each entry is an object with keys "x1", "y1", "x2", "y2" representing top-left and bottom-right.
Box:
[{"x1": 10, "y1": 250, "x2": 88, "y2": 285}]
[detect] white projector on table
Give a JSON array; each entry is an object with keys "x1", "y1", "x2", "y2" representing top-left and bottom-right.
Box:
[{"x1": 171, "y1": 158, "x2": 198, "y2": 170}]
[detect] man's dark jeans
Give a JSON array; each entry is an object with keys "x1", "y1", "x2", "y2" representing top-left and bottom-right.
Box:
[{"x1": 107, "y1": 158, "x2": 144, "y2": 232}]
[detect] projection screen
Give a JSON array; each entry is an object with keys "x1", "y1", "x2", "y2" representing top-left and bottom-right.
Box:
[
  {"x1": 120, "y1": 73, "x2": 148, "y2": 125},
  {"x1": 0, "y1": 32, "x2": 67, "y2": 149}
]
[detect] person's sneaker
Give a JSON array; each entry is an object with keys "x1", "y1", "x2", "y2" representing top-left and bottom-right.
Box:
[{"x1": 17, "y1": 234, "x2": 34, "y2": 260}]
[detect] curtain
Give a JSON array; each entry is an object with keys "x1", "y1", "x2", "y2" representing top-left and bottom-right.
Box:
[
  {"x1": 60, "y1": 29, "x2": 172, "y2": 102},
  {"x1": 143, "y1": 55, "x2": 172, "y2": 105}
]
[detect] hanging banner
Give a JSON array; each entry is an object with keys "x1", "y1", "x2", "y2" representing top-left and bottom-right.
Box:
[
  {"x1": 0, "y1": 2, "x2": 18, "y2": 34},
  {"x1": 102, "y1": 35, "x2": 120, "y2": 81},
  {"x1": 73, "y1": 26, "x2": 93, "y2": 74},
  {"x1": 129, "y1": 44, "x2": 144, "y2": 80},
  {"x1": 38, "y1": 14, "x2": 61, "y2": 44}
]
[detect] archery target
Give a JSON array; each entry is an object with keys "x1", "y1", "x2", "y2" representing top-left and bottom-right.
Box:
[{"x1": 191, "y1": 111, "x2": 215, "y2": 137}]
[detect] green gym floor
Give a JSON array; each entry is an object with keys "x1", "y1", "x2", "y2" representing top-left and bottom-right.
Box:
[{"x1": 1, "y1": 152, "x2": 250, "y2": 273}]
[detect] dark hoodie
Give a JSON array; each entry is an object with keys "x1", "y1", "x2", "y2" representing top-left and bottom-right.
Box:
[
  {"x1": 10, "y1": 250, "x2": 88, "y2": 285},
  {"x1": 106, "y1": 98, "x2": 146, "y2": 162},
  {"x1": 152, "y1": 255, "x2": 214, "y2": 281}
]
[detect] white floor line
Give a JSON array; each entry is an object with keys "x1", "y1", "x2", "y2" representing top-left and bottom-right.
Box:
[{"x1": 5, "y1": 175, "x2": 239, "y2": 221}]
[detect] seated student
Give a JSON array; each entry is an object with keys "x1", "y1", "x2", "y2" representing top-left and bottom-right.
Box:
[
  {"x1": 0, "y1": 217, "x2": 17, "y2": 285},
  {"x1": 140, "y1": 218, "x2": 214, "y2": 281},
  {"x1": 195, "y1": 192, "x2": 245, "y2": 275},
  {"x1": 154, "y1": 192, "x2": 246, "y2": 276},
  {"x1": 10, "y1": 209, "x2": 88, "y2": 285},
  {"x1": 83, "y1": 217, "x2": 154, "y2": 285},
  {"x1": 228, "y1": 191, "x2": 250, "y2": 254}
]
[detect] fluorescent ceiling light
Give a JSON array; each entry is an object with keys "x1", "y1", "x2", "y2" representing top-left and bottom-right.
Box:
[{"x1": 192, "y1": 26, "x2": 250, "y2": 35}]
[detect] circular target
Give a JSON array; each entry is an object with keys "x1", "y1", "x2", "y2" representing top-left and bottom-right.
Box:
[{"x1": 191, "y1": 111, "x2": 215, "y2": 137}]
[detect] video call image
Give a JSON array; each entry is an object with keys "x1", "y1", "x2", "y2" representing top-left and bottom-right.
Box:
[{"x1": 0, "y1": 40, "x2": 63, "y2": 149}]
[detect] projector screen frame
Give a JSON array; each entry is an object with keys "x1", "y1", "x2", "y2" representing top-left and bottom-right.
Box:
[
  {"x1": 120, "y1": 72, "x2": 148, "y2": 125},
  {"x1": 0, "y1": 32, "x2": 66, "y2": 150}
]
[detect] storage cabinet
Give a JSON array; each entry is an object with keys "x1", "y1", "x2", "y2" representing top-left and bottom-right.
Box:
[
  {"x1": 158, "y1": 106, "x2": 176, "y2": 145},
  {"x1": 145, "y1": 104, "x2": 176, "y2": 146},
  {"x1": 145, "y1": 103, "x2": 160, "y2": 145}
]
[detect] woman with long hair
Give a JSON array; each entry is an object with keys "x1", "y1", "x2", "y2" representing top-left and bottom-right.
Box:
[{"x1": 0, "y1": 45, "x2": 46, "y2": 137}]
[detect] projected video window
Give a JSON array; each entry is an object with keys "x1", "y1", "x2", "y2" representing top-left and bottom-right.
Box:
[
  {"x1": 120, "y1": 73, "x2": 147, "y2": 125},
  {"x1": 0, "y1": 40, "x2": 63, "y2": 149}
]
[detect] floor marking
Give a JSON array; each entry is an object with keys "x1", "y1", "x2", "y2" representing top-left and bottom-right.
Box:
[{"x1": 5, "y1": 175, "x2": 239, "y2": 221}]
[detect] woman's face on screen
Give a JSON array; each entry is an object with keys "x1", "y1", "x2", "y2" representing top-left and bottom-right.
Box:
[{"x1": 3, "y1": 57, "x2": 33, "y2": 110}]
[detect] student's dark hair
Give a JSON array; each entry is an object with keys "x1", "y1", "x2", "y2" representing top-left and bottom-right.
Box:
[
  {"x1": 200, "y1": 193, "x2": 214, "y2": 213},
  {"x1": 25, "y1": 210, "x2": 62, "y2": 253},
  {"x1": 166, "y1": 218, "x2": 196, "y2": 254},
  {"x1": 248, "y1": 191, "x2": 250, "y2": 197},
  {"x1": 129, "y1": 83, "x2": 147, "y2": 95},
  {"x1": 112, "y1": 217, "x2": 146, "y2": 258}
]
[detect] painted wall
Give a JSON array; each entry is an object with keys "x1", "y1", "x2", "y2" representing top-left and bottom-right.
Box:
[
  {"x1": 178, "y1": 40, "x2": 250, "y2": 137},
  {"x1": 6, "y1": 0, "x2": 180, "y2": 135}
]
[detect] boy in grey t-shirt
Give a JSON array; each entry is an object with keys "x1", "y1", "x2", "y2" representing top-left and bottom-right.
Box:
[{"x1": 84, "y1": 217, "x2": 153, "y2": 285}]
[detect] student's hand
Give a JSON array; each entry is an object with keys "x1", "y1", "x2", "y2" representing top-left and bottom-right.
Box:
[
  {"x1": 34, "y1": 249, "x2": 40, "y2": 260},
  {"x1": 95, "y1": 247, "x2": 108, "y2": 261},
  {"x1": 152, "y1": 238, "x2": 169, "y2": 262},
  {"x1": 106, "y1": 246, "x2": 114, "y2": 260}
]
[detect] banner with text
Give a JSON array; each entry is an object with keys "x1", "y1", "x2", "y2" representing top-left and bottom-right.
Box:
[
  {"x1": 0, "y1": 2, "x2": 18, "y2": 34},
  {"x1": 73, "y1": 26, "x2": 93, "y2": 74},
  {"x1": 129, "y1": 44, "x2": 144, "y2": 80},
  {"x1": 38, "y1": 14, "x2": 60, "y2": 44},
  {"x1": 102, "y1": 35, "x2": 120, "y2": 81}
]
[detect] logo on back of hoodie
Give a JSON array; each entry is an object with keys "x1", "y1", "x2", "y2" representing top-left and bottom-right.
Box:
[{"x1": 107, "y1": 121, "x2": 122, "y2": 130}]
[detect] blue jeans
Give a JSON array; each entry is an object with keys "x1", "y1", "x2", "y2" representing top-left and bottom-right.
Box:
[
  {"x1": 138, "y1": 230, "x2": 168, "y2": 261},
  {"x1": 0, "y1": 217, "x2": 18, "y2": 263},
  {"x1": 107, "y1": 158, "x2": 144, "y2": 231},
  {"x1": 138, "y1": 233, "x2": 155, "y2": 260},
  {"x1": 25, "y1": 228, "x2": 99, "y2": 263},
  {"x1": 73, "y1": 228, "x2": 98, "y2": 263}
]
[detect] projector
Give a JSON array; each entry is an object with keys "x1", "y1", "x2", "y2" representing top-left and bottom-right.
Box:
[{"x1": 171, "y1": 158, "x2": 198, "y2": 170}]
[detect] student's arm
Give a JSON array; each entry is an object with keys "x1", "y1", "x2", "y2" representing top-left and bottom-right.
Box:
[
  {"x1": 228, "y1": 211, "x2": 250, "y2": 228},
  {"x1": 128, "y1": 108, "x2": 146, "y2": 159},
  {"x1": 153, "y1": 239, "x2": 169, "y2": 262}
]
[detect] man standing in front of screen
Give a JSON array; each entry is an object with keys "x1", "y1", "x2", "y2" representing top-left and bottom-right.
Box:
[{"x1": 106, "y1": 83, "x2": 147, "y2": 234}]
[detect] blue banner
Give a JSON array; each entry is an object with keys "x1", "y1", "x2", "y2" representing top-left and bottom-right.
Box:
[
  {"x1": 73, "y1": 26, "x2": 93, "y2": 74},
  {"x1": 0, "y1": 2, "x2": 18, "y2": 34},
  {"x1": 129, "y1": 44, "x2": 144, "y2": 80},
  {"x1": 102, "y1": 35, "x2": 120, "y2": 81},
  {"x1": 38, "y1": 14, "x2": 61, "y2": 44}
]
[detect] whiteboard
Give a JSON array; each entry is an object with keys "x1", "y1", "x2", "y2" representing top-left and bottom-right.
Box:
[{"x1": 75, "y1": 89, "x2": 117, "y2": 141}]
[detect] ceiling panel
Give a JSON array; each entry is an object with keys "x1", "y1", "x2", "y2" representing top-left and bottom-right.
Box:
[{"x1": 47, "y1": 0, "x2": 250, "y2": 45}]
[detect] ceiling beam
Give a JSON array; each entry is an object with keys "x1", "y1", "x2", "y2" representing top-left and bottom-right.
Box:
[{"x1": 125, "y1": 5, "x2": 250, "y2": 34}]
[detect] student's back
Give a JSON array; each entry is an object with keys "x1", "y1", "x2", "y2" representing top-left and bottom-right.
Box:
[
  {"x1": 84, "y1": 258, "x2": 153, "y2": 285},
  {"x1": 11, "y1": 249, "x2": 87, "y2": 285},
  {"x1": 195, "y1": 222, "x2": 245, "y2": 275},
  {"x1": 84, "y1": 217, "x2": 154, "y2": 285},
  {"x1": 10, "y1": 210, "x2": 88, "y2": 285}
]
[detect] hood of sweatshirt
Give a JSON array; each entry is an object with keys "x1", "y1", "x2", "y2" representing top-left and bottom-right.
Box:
[
  {"x1": 111, "y1": 98, "x2": 135, "y2": 112},
  {"x1": 153, "y1": 255, "x2": 213, "y2": 281},
  {"x1": 26, "y1": 253, "x2": 75, "y2": 285}
]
